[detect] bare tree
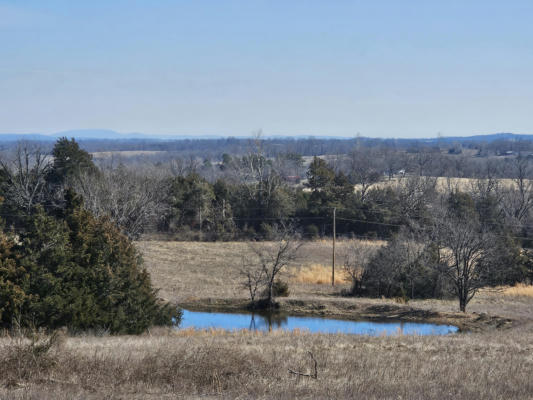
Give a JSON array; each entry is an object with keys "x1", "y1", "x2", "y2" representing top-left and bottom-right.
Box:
[
  {"x1": 225, "y1": 131, "x2": 292, "y2": 219},
  {"x1": 402, "y1": 230, "x2": 430, "y2": 300},
  {"x1": 347, "y1": 149, "x2": 381, "y2": 202},
  {"x1": 410, "y1": 150, "x2": 434, "y2": 176},
  {"x1": 501, "y1": 155, "x2": 533, "y2": 224},
  {"x1": 394, "y1": 175, "x2": 437, "y2": 221},
  {"x1": 468, "y1": 159, "x2": 502, "y2": 202},
  {"x1": 432, "y1": 213, "x2": 495, "y2": 312},
  {"x1": 0, "y1": 142, "x2": 52, "y2": 213},
  {"x1": 378, "y1": 146, "x2": 408, "y2": 181},
  {"x1": 342, "y1": 240, "x2": 381, "y2": 295},
  {"x1": 72, "y1": 164, "x2": 168, "y2": 239},
  {"x1": 169, "y1": 158, "x2": 188, "y2": 177},
  {"x1": 245, "y1": 224, "x2": 302, "y2": 308},
  {"x1": 240, "y1": 257, "x2": 264, "y2": 306}
]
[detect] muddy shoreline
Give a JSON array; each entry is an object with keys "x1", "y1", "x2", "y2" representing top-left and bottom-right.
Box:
[{"x1": 178, "y1": 297, "x2": 513, "y2": 332}]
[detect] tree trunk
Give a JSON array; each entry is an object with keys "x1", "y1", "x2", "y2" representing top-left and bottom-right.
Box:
[
  {"x1": 267, "y1": 279, "x2": 274, "y2": 309},
  {"x1": 459, "y1": 291, "x2": 467, "y2": 312}
]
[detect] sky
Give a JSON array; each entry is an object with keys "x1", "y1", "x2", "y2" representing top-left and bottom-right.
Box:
[{"x1": 1, "y1": 0, "x2": 533, "y2": 138}]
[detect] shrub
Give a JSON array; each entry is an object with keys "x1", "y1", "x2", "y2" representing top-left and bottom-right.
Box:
[
  {"x1": 304, "y1": 224, "x2": 320, "y2": 239},
  {"x1": 271, "y1": 280, "x2": 289, "y2": 297}
]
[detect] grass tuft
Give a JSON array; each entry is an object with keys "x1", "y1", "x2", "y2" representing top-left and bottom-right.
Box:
[
  {"x1": 502, "y1": 283, "x2": 533, "y2": 297},
  {"x1": 292, "y1": 264, "x2": 349, "y2": 285}
]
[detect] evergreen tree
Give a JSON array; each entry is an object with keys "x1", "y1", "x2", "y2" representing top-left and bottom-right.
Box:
[
  {"x1": 0, "y1": 191, "x2": 176, "y2": 333},
  {"x1": 48, "y1": 137, "x2": 98, "y2": 185},
  {"x1": 306, "y1": 157, "x2": 335, "y2": 191}
]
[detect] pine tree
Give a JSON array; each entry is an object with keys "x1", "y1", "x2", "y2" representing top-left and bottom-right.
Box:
[{"x1": 48, "y1": 137, "x2": 98, "y2": 185}]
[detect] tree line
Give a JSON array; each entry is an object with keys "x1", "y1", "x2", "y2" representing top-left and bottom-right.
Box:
[
  {"x1": 4, "y1": 137, "x2": 533, "y2": 243},
  {"x1": 3, "y1": 137, "x2": 533, "y2": 314}
]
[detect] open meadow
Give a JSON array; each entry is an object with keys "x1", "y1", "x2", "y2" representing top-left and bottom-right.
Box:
[
  {"x1": 2, "y1": 240, "x2": 533, "y2": 399},
  {"x1": 135, "y1": 239, "x2": 373, "y2": 302}
]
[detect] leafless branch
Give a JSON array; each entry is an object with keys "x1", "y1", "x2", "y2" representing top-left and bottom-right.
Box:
[{"x1": 288, "y1": 351, "x2": 318, "y2": 379}]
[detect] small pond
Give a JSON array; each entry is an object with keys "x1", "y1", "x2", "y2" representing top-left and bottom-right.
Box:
[{"x1": 177, "y1": 310, "x2": 458, "y2": 336}]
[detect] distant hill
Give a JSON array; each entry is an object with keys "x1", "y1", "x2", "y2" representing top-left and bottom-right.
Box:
[
  {"x1": 0, "y1": 133, "x2": 57, "y2": 142},
  {"x1": 430, "y1": 133, "x2": 533, "y2": 143},
  {"x1": 1, "y1": 130, "x2": 533, "y2": 143},
  {"x1": 56, "y1": 129, "x2": 149, "y2": 140},
  {"x1": 0, "y1": 130, "x2": 226, "y2": 142}
]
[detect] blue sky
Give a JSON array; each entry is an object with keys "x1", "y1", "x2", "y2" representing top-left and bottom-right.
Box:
[{"x1": 1, "y1": 1, "x2": 533, "y2": 138}]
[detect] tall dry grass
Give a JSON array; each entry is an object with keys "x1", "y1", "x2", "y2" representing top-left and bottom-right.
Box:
[
  {"x1": 502, "y1": 283, "x2": 533, "y2": 297},
  {"x1": 292, "y1": 264, "x2": 349, "y2": 285},
  {"x1": 1, "y1": 327, "x2": 533, "y2": 399}
]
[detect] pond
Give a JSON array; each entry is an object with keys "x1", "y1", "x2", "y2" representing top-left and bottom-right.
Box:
[{"x1": 177, "y1": 310, "x2": 458, "y2": 336}]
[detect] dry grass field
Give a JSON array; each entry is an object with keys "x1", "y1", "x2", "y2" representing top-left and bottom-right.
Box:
[
  {"x1": 2, "y1": 324, "x2": 533, "y2": 399},
  {"x1": 352, "y1": 176, "x2": 523, "y2": 194},
  {"x1": 136, "y1": 239, "x2": 379, "y2": 302},
  {"x1": 2, "y1": 239, "x2": 533, "y2": 399},
  {"x1": 91, "y1": 150, "x2": 167, "y2": 159},
  {"x1": 300, "y1": 176, "x2": 526, "y2": 196}
]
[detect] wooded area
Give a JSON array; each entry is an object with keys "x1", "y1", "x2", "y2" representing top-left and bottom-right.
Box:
[{"x1": 2, "y1": 136, "x2": 533, "y2": 315}]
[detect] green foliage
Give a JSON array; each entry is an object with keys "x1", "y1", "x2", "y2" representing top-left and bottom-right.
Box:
[
  {"x1": 482, "y1": 234, "x2": 529, "y2": 286},
  {"x1": 0, "y1": 191, "x2": 177, "y2": 334},
  {"x1": 48, "y1": 137, "x2": 97, "y2": 184},
  {"x1": 0, "y1": 234, "x2": 28, "y2": 326},
  {"x1": 447, "y1": 191, "x2": 476, "y2": 219},
  {"x1": 271, "y1": 280, "x2": 289, "y2": 297},
  {"x1": 306, "y1": 157, "x2": 335, "y2": 191},
  {"x1": 168, "y1": 173, "x2": 215, "y2": 230},
  {"x1": 220, "y1": 153, "x2": 232, "y2": 170},
  {"x1": 166, "y1": 174, "x2": 236, "y2": 240},
  {"x1": 352, "y1": 235, "x2": 444, "y2": 299},
  {"x1": 304, "y1": 224, "x2": 320, "y2": 239}
]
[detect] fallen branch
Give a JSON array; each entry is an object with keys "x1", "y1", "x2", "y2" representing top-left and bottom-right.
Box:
[{"x1": 288, "y1": 351, "x2": 318, "y2": 379}]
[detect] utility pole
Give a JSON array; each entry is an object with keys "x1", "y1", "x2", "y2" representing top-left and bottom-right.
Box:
[
  {"x1": 332, "y1": 207, "x2": 336, "y2": 287},
  {"x1": 198, "y1": 206, "x2": 202, "y2": 241},
  {"x1": 198, "y1": 192, "x2": 203, "y2": 241}
]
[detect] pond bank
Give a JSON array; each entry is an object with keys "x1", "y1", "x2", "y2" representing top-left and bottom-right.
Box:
[{"x1": 178, "y1": 297, "x2": 513, "y2": 332}]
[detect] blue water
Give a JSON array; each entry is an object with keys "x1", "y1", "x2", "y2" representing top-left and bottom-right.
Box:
[{"x1": 177, "y1": 310, "x2": 458, "y2": 336}]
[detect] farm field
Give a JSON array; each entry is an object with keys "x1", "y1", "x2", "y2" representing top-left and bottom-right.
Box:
[
  {"x1": 136, "y1": 239, "x2": 373, "y2": 302},
  {"x1": 354, "y1": 176, "x2": 524, "y2": 193},
  {"x1": 298, "y1": 175, "x2": 527, "y2": 195},
  {"x1": 90, "y1": 150, "x2": 167, "y2": 159}
]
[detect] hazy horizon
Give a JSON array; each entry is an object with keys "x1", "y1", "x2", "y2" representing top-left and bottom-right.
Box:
[
  {"x1": 2, "y1": 128, "x2": 530, "y2": 141},
  {"x1": 2, "y1": 1, "x2": 533, "y2": 138}
]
